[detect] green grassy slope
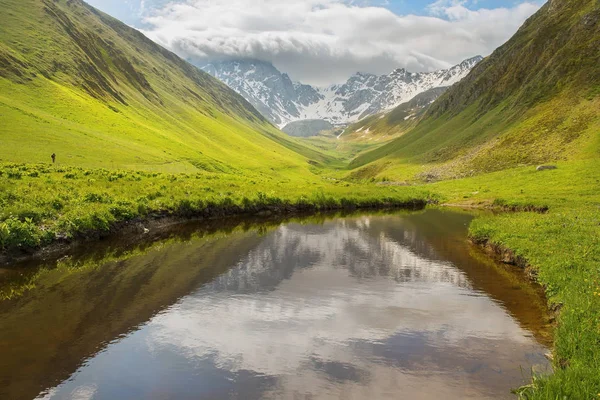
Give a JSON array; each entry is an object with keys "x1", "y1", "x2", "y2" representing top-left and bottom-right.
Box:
[
  {"x1": 350, "y1": 0, "x2": 600, "y2": 181},
  {"x1": 0, "y1": 0, "x2": 328, "y2": 173}
]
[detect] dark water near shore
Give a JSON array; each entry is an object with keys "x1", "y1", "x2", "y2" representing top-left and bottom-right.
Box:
[{"x1": 0, "y1": 209, "x2": 552, "y2": 400}]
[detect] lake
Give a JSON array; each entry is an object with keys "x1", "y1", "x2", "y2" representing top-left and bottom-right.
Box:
[{"x1": 0, "y1": 209, "x2": 552, "y2": 400}]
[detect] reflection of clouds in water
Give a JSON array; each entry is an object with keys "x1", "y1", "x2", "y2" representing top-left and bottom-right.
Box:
[
  {"x1": 33, "y1": 215, "x2": 549, "y2": 400},
  {"x1": 208, "y1": 217, "x2": 470, "y2": 294},
  {"x1": 70, "y1": 385, "x2": 98, "y2": 400},
  {"x1": 38, "y1": 384, "x2": 97, "y2": 400},
  {"x1": 145, "y1": 218, "x2": 541, "y2": 399}
]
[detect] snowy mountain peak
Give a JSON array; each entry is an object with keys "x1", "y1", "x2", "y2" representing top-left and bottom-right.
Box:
[
  {"x1": 391, "y1": 68, "x2": 408, "y2": 75},
  {"x1": 201, "y1": 57, "x2": 482, "y2": 128},
  {"x1": 460, "y1": 55, "x2": 484, "y2": 67}
]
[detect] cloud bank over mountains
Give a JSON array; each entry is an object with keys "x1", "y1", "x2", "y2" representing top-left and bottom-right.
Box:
[{"x1": 142, "y1": 0, "x2": 542, "y2": 86}]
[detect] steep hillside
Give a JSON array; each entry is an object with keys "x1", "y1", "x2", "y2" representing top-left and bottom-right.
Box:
[
  {"x1": 203, "y1": 57, "x2": 482, "y2": 127},
  {"x1": 0, "y1": 0, "x2": 327, "y2": 173},
  {"x1": 351, "y1": 0, "x2": 600, "y2": 180}
]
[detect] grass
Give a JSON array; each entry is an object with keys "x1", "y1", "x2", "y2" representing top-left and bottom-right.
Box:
[{"x1": 0, "y1": 162, "x2": 431, "y2": 255}]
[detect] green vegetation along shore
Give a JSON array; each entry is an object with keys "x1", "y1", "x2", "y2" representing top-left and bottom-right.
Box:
[{"x1": 0, "y1": 162, "x2": 431, "y2": 256}]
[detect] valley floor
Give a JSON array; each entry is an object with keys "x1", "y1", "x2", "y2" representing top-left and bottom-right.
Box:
[{"x1": 1, "y1": 159, "x2": 599, "y2": 398}]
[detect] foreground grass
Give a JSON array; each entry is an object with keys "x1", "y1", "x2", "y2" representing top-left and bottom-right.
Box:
[
  {"x1": 432, "y1": 160, "x2": 600, "y2": 399},
  {"x1": 0, "y1": 162, "x2": 431, "y2": 254}
]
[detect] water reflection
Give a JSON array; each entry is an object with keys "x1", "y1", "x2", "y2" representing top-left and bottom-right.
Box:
[{"x1": 0, "y1": 210, "x2": 551, "y2": 400}]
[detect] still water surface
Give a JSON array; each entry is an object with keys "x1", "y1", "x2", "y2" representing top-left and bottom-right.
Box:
[{"x1": 0, "y1": 210, "x2": 551, "y2": 400}]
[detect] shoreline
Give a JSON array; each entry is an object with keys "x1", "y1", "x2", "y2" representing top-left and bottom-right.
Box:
[
  {"x1": 469, "y1": 235, "x2": 561, "y2": 391},
  {"x1": 0, "y1": 199, "x2": 427, "y2": 267}
]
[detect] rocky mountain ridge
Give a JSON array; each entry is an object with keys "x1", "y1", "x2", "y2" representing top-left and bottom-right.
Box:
[{"x1": 202, "y1": 56, "x2": 483, "y2": 127}]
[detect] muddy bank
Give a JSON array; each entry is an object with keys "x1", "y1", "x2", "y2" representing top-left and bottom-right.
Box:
[
  {"x1": 442, "y1": 201, "x2": 549, "y2": 214},
  {"x1": 471, "y1": 238, "x2": 535, "y2": 277},
  {"x1": 470, "y1": 237, "x2": 560, "y2": 327}
]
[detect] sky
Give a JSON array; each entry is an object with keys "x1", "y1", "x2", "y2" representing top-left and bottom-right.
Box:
[{"x1": 86, "y1": 0, "x2": 545, "y2": 86}]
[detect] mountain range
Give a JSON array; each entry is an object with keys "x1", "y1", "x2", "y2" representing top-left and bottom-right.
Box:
[{"x1": 201, "y1": 57, "x2": 483, "y2": 128}]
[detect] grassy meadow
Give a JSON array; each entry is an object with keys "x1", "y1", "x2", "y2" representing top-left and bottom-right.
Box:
[{"x1": 0, "y1": 162, "x2": 431, "y2": 254}]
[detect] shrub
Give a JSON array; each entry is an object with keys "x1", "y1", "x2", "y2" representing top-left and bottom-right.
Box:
[
  {"x1": 84, "y1": 193, "x2": 112, "y2": 204},
  {"x1": 109, "y1": 202, "x2": 136, "y2": 220},
  {"x1": 51, "y1": 199, "x2": 64, "y2": 211},
  {"x1": 0, "y1": 217, "x2": 41, "y2": 249},
  {"x1": 7, "y1": 170, "x2": 22, "y2": 179}
]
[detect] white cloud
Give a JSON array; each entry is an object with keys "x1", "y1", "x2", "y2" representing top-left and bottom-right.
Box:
[{"x1": 141, "y1": 0, "x2": 543, "y2": 86}]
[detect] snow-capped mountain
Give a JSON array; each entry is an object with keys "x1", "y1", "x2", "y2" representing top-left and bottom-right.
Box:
[{"x1": 201, "y1": 56, "x2": 483, "y2": 128}]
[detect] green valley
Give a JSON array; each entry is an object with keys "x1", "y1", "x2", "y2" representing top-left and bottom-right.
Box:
[
  {"x1": 0, "y1": 0, "x2": 329, "y2": 173},
  {"x1": 1, "y1": 0, "x2": 599, "y2": 398}
]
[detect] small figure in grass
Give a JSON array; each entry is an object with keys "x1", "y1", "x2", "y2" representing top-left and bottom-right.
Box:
[{"x1": 51, "y1": 153, "x2": 56, "y2": 164}]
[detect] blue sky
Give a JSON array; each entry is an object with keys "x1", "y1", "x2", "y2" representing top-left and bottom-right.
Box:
[
  {"x1": 85, "y1": 0, "x2": 544, "y2": 85},
  {"x1": 86, "y1": 0, "x2": 537, "y2": 27},
  {"x1": 381, "y1": 0, "x2": 528, "y2": 15}
]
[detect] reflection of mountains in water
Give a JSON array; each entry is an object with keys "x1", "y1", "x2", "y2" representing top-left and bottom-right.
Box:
[{"x1": 207, "y1": 216, "x2": 471, "y2": 293}]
